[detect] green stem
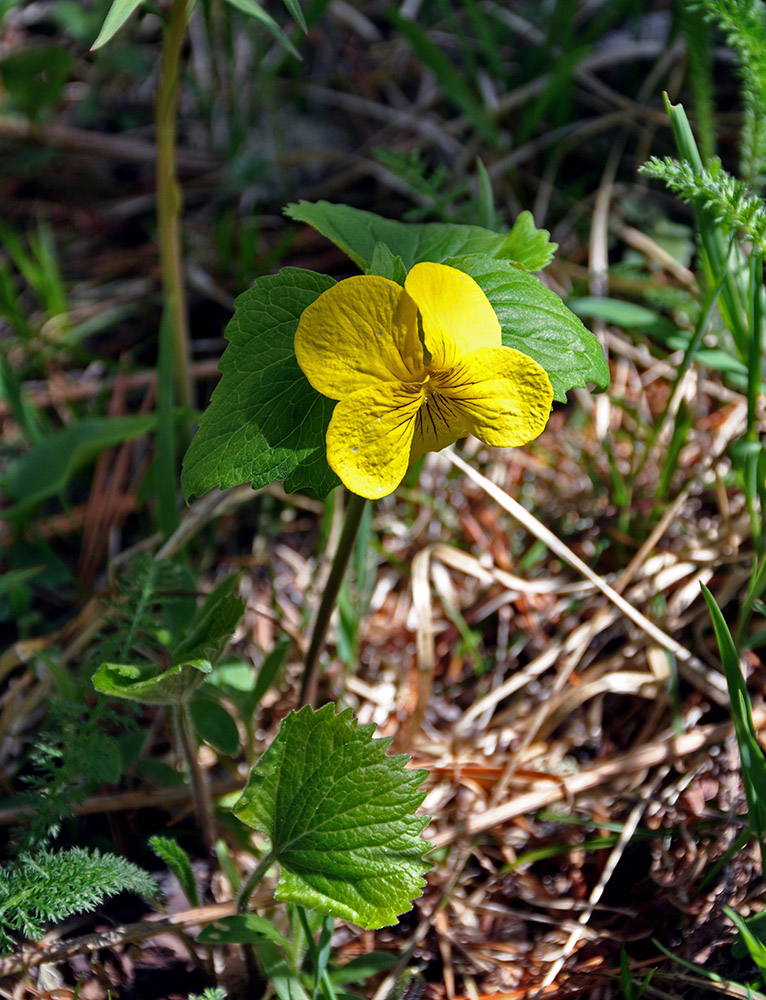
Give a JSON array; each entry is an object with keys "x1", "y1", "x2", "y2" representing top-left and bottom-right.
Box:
[
  {"x1": 664, "y1": 94, "x2": 749, "y2": 356},
  {"x1": 299, "y1": 490, "x2": 368, "y2": 707},
  {"x1": 155, "y1": 0, "x2": 193, "y2": 410},
  {"x1": 236, "y1": 849, "x2": 275, "y2": 914},
  {"x1": 174, "y1": 701, "x2": 215, "y2": 852}
]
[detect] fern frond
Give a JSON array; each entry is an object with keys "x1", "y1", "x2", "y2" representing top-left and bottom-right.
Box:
[
  {"x1": 0, "y1": 848, "x2": 161, "y2": 953},
  {"x1": 640, "y1": 155, "x2": 766, "y2": 252},
  {"x1": 695, "y1": 0, "x2": 766, "y2": 187},
  {"x1": 149, "y1": 835, "x2": 200, "y2": 907}
]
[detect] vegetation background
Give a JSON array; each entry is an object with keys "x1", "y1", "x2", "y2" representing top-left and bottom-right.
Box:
[{"x1": 1, "y1": 0, "x2": 765, "y2": 998}]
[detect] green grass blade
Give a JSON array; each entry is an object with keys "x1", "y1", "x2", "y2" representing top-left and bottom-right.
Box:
[
  {"x1": 221, "y1": 0, "x2": 301, "y2": 59},
  {"x1": 281, "y1": 0, "x2": 306, "y2": 32},
  {"x1": 386, "y1": 9, "x2": 499, "y2": 145},
  {"x1": 475, "y1": 158, "x2": 495, "y2": 231},
  {"x1": 701, "y1": 584, "x2": 766, "y2": 871},
  {"x1": 663, "y1": 95, "x2": 749, "y2": 356},
  {"x1": 91, "y1": 0, "x2": 144, "y2": 50},
  {"x1": 724, "y1": 905, "x2": 766, "y2": 984}
]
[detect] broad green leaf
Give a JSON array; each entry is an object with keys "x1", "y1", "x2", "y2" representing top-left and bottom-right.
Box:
[
  {"x1": 92, "y1": 660, "x2": 211, "y2": 705},
  {"x1": 568, "y1": 296, "x2": 661, "y2": 328},
  {"x1": 221, "y1": 0, "x2": 301, "y2": 59},
  {"x1": 233, "y1": 704, "x2": 431, "y2": 930},
  {"x1": 91, "y1": 0, "x2": 144, "y2": 49},
  {"x1": 182, "y1": 269, "x2": 339, "y2": 501},
  {"x1": 328, "y1": 951, "x2": 398, "y2": 985},
  {"x1": 369, "y1": 242, "x2": 407, "y2": 285},
  {"x1": 189, "y1": 696, "x2": 240, "y2": 756},
  {"x1": 445, "y1": 255, "x2": 609, "y2": 402},
  {"x1": 3, "y1": 414, "x2": 156, "y2": 516},
  {"x1": 198, "y1": 914, "x2": 291, "y2": 950},
  {"x1": 503, "y1": 211, "x2": 557, "y2": 271},
  {"x1": 284, "y1": 201, "x2": 556, "y2": 273},
  {"x1": 170, "y1": 575, "x2": 245, "y2": 669}
]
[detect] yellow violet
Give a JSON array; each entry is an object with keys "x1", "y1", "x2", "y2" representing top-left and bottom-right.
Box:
[{"x1": 294, "y1": 262, "x2": 553, "y2": 499}]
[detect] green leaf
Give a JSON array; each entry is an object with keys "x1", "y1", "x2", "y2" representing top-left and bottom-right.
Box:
[
  {"x1": 182, "y1": 269, "x2": 339, "y2": 501},
  {"x1": 0, "y1": 566, "x2": 44, "y2": 598},
  {"x1": 0, "y1": 848, "x2": 160, "y2": 947},
  {"x1": 0, "y1": 45, "x2": 73, "y2": 121},
  {"x1": 92, "y1": 660, "x2": 211, "y2": 706},
  {"x1": 149, "y1": 836, "x2": 200, "y2": 908},
  {"x1": 233, "y1": 704, "x2": 431, "y2": 930},
  {"x1": 189, "y1": 696, "x2": 240, "y2": 756},
  {"x1": 502, "y1": 211, "x2": 557, "y2": 271},
  {"x1": 731, "y1": 910, "x2": 766, "y2": 959},
  {"x1": 725, "y1": 906, "x2": 766, "y2": 980},
  {"x1": 328, "y1": 952, "x2": 398, "y2": 985},
  {"x1": 171, "y1": 575, "x2": 245, "y2": 669},
  {"x1": 475, "y1": 158, "x2": 495, "y2": 232},
  {"x1": 251, "y1": 940, "x2": 311, "y2": 1000},
  {"x1": 3, "y1": 414, "x2": 156, "y2": 517},
  {"x1": 91, "y1": 0, "x2": 144, "y2": 50},
  {"x1": 701, "y1": 585, "x2": 766, "y2": 870},
  {"x1": 568, "y1": 296, "x2": 663, "y2": 328},
  {"x1": 281, "y1": 0, "x2": 306, "y2": 33},
  {"x1": 369, "y1": 243, "x2": 407, "y2": 285},
  {"x1": 221, "y1": 0, "x2": 301, "y2": 59},
  {"x1": 445, "y1": 255, "x2": 609, "y2": 402},
  {"x1": 284, "y1": 201, "x2": 556, "y2": 273},
  {"x1": 197, "y1": 913, "x2": 291, "y2": 949}
]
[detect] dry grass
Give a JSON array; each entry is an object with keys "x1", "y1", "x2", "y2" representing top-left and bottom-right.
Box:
[{"x1": 1, "y1": 2, "x2": 764, "y2": 998}]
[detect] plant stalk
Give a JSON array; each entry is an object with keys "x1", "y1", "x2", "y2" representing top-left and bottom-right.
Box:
[
  {"x1": 173, "y1": 701, "x2": 215, "y2": 853},
  {"x1": 299, "y1": 490, "x2": 368, "y2": 707},
  {"x1": 236, "y1": 850, "x2": 275, "y2": 914},
  {"x1": 156, "y1": 0, "x2": 193, "y2": 410}
]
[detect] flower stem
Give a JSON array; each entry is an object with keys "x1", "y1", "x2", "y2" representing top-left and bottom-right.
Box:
[
  {"x1": 173, "y1": 701, "x2": 215, "y2": 853},
  {"x1": 236, "y1": 850, "x2": 275, "y2": 914},
  {"x1": 299, "y1": 490, "x2": 368, "y2": 707},
  {"x1": 155, "y1": 0, "x2": 192, "y2": 410}
]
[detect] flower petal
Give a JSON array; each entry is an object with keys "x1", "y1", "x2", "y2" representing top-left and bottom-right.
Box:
[
  {"x1": 326, "y1": 382, "x2": 425, "y2": 499},
  {"x1": 404, "y1": 262, "x2": 501, "y2": 369},
  {"x1": 410, "y1": 389, "x2": 470, "y2": 463},
  {"x1": 295, "y1": 275, "x2": 423, "y2": 400},
  {"x1": 437, "y1": 346, "x2": 553, "y2": 446}
]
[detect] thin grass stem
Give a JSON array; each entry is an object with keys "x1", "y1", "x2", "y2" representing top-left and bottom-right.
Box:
[
  {"x1": 156, "y1": 0, "x2": 193, "y2": 411},
  {"x1": 299, "y1": 490, "x2": 368, "y2": 707},
  {"x1": 236, "y1": 850, "x2": 275, "y2": 914},
  {"x1": 173, "y1": 702, "x2": 215, "y2": 853}
]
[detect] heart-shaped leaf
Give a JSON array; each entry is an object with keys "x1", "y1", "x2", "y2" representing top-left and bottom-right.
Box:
[
  {"x1": 181, "y1": 269, "x2": 339, "y2": 501},
  {"x1": 234, "y1": 705, "x2": 431, "y2": 929},
  {"x1": 92, "y1": 660, "x2": 211, "y2": 705},
  {"x1": 445, "y1": 254, "x2": 609, "y2": 401},
  {"x1": 284, "y1": 201, "x2": 556, "y2": 273}
]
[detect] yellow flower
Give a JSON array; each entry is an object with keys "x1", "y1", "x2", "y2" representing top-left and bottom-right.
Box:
[{"x1": 294, "y1": 262, "x2": 553, "y2": 499}]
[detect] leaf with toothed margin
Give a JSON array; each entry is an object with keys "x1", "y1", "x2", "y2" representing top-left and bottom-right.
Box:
[{"x1": 233, "y1": 705, "x2": 431, "y2": 929}]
